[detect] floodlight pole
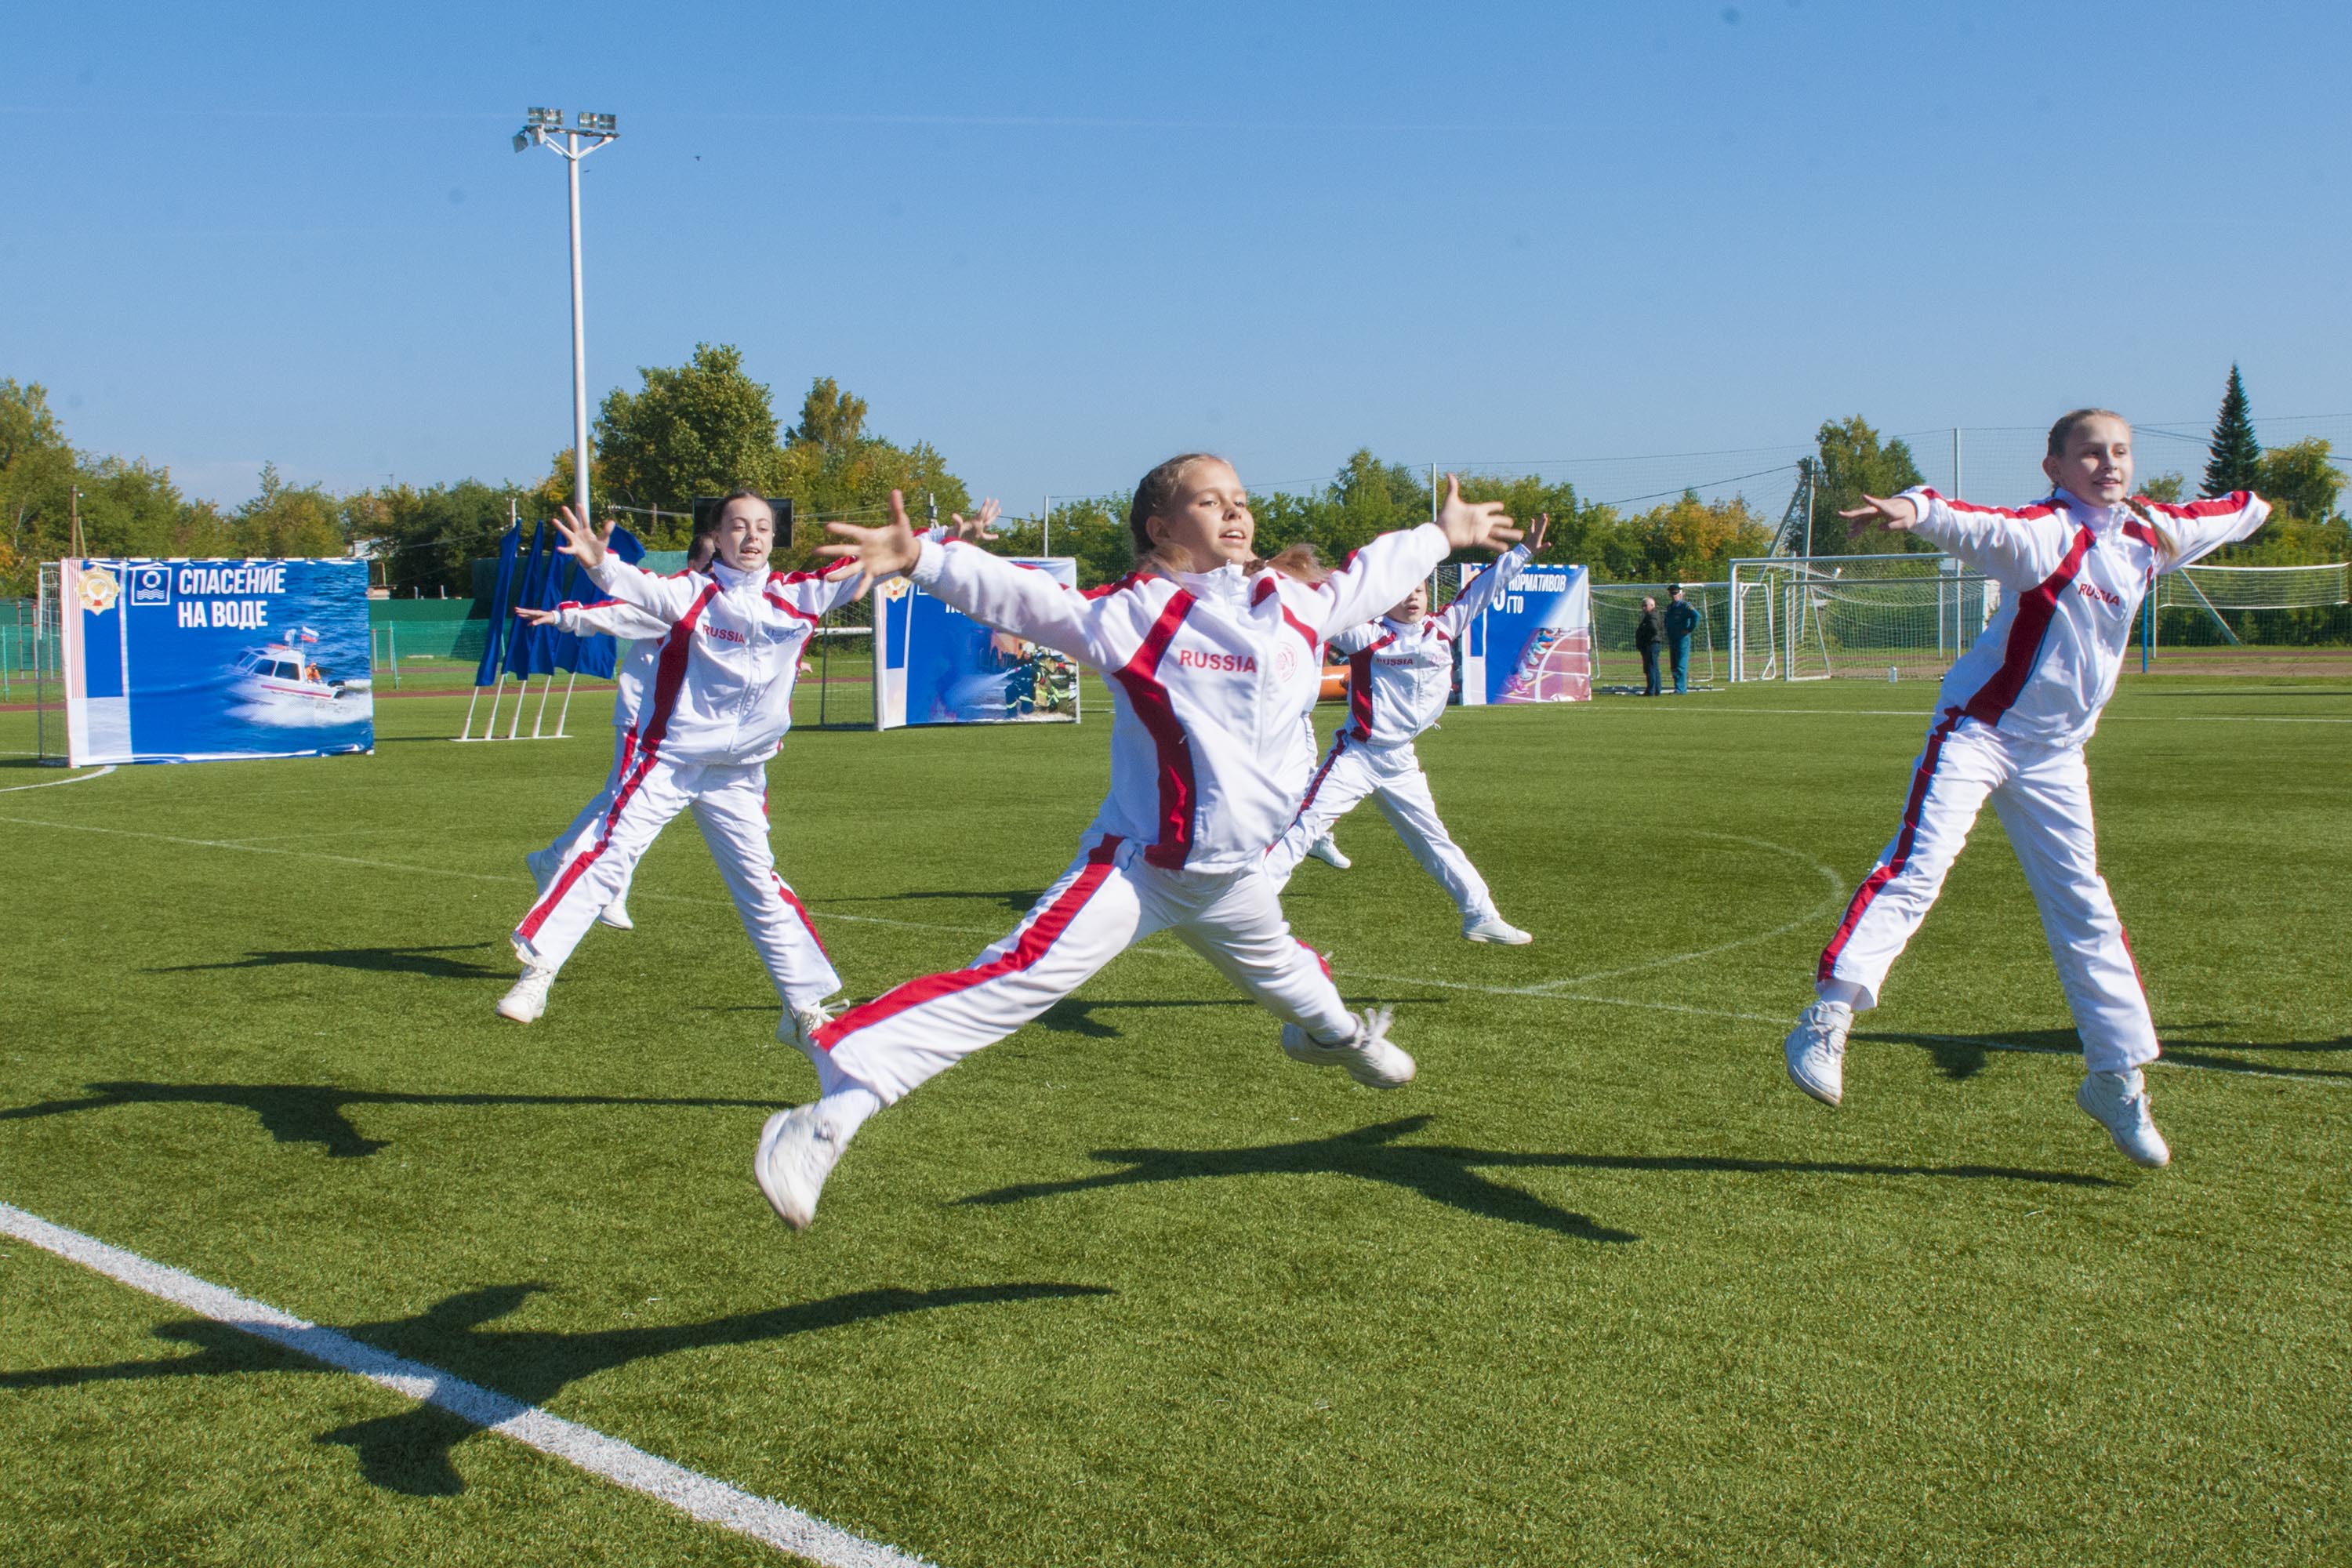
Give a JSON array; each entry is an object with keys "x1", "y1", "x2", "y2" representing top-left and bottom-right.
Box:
[{"x1": 515, "y1": 110, "x2": 618, "y2": 525}]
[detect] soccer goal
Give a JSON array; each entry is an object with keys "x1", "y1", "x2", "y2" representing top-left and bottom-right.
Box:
[
  {"x1": 2153, "y1": 561, "x2": 2351, "y2": 650},
  {"x1": 1729, "y1": 554, "x2": 1998, "y2": 682}
]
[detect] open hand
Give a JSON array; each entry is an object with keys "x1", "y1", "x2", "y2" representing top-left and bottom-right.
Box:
[
  {"x1": 550, "y1": 505, "x2": 608, "y2": 568},
  {"x1": 1436, "y1": 474, "x2": 1524, "y2": 554},
  {"x1": 818, "y1": 490, "x2": 923, "y2": 597},
  {"x1": 1526, "y1": 512, "x2": 1552, "y2": 555},
  {"x1": 514, "y1": 606, "x2": 560, "y2": 626},
  {"x1": 1838, "y1": 494, "x2": 1920, "y2": 531},
  {"x1": 948, "y1": 497, "x2": 1002, "y2": 543}
]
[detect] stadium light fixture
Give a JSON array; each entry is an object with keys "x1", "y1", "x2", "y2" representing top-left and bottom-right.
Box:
[{"x1": 511, "y1": 106, "x2": 620, "y2": 527}]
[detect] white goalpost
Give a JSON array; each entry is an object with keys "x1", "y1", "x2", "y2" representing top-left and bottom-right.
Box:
[{"x1": 1729, "y1": 554, "x2": 1999, "y2": 683}]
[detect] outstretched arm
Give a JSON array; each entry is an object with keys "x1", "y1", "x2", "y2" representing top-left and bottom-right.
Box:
[
  {"x1": 555, "y1": 508, "x2": 706, "y2": 623},
  {"x1": 1306, "y1": 474, "x2": 1524, "y2": 634},
  {"x1": 1849, "y1": 488, "x2": 2071, "y2": 587},
  {"x1": 2145, "y1": 492, "x2": 2270, "y2": 572},
  {"x1": 1433, "y1": 512, "x2": 1548, "y2": 635},
  {"x1": 822, "y1": 492, "x2": 1122, "y2": 667},
  {"x1": 517, "y1": 597, "x2": 673, "y2": 640}
]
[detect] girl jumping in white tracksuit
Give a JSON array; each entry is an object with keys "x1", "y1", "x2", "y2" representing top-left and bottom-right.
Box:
[
  {"x1": 517, "y1": 532, "x2": 717, "y2": 934},
  {"x1": 750, "y1": 459, "x2": 1526, "y2": 1231},
  {"x1": 1265, "y1": 515, "x2": 1548, "y2": 944},
  {"x1": 1782, "y1": 409, "x2": 2268, "y2": 1167},
  {"x1": 499, "y1": 494, "x2": 864, "y2": 1047}
]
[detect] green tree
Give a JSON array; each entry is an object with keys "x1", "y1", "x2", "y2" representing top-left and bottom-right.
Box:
[
  {"x1": 2138, "y1": 472, "x2": 2187, "y2": 503},
  {"x1": 1812, "y1": 416, "x2": 1927, "y2": 555},
  {"x1": 233, "y1": 463, "x2": 347, "y2": 558},
  {"x1": 2250, "y1": 437, "x2": 2341, "y2": 524},
  {"x1": 590, "y1": 343, "x2": 784, "y2": 510},
  {"x1": 2202, "y1": 364, "x2": 2260, "y2": 497},
  {"x1": 790, "y1": 378, "x2": 868, "y2": 451}
]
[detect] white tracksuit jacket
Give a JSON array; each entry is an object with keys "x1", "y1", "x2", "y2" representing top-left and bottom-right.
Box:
[
  {"x1": 512, "y1": 556, "x2": 864, "y2": 1011},
  {"x1": 1264, "y1": 546, "x2": 1534, "y2": 916},
  {"x1": 815, "y1": 524, "x2": 1454, "y2": 1103},
  {"x1": 1817, "y1": 486, "x2": 2270, "y2": 1073}
]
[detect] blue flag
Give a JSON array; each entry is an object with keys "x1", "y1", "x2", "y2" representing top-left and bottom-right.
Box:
[
  {"x1": 551, "y1": 525, "x2": 644, "y2": 678},
  {"x1": 472, "y1": 523, "x2": 523, "y2": 688},
  {"x1": 505, "y1": 521, "x2": 564, "y2": 678}
]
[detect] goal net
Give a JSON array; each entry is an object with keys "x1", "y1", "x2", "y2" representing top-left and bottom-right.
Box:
[
  {"x1": 2152, "y1": 561, "x2": 2351, "y2": 649},
  {"x1": 1730, "y1": 554, "x2": 1998, "y2": 682},
  {"x1": 1588, "y1": 582, "x2": 1726, "y2": 689}
]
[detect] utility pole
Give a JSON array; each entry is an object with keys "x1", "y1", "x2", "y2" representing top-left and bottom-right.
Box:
[
  {"x1": 1041, "y1": 493, "x2": 1050, "y2": 557},
  {"x1": 514, "y1": 108, "x2": 618, "y2": 525}
]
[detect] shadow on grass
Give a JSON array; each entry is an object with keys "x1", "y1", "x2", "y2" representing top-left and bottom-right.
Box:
[
  {"x1": 0, "y1": 1279, "x2": 1112, "y2": 1496},
  {"x1": 1863, "y1": 1025, "x2": 2352, "y2": 1083},
  {"x1": 147, "y1": 942, "x2": 510, "y2": 979},
  {"x1": 0, "y1": 1082, "x2": 779, "y2": 1159},
  {"x1": 847, "y1": 887, "x2": 1048, "y2": 916},
  {"x1": 960, "y1": 1117, "x2": 2112, "y2": 1243},
  {"x1": 1032, "y1": 997, "x2": 1257, "y2": 1040}
]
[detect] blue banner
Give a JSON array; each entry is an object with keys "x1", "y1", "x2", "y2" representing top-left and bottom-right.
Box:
[
  {"x1": 1461, "y1": 563, "x2": 1593, "y2": 705},
  {"x1": 549, "y1": 524, "x2": 642, "y2": 679},
  {"x1": 472, "y1": 523, "x2": 522, "y2": 687},
  {"x1": 61, "y1": 557, "x2": 374, "y2": 764},
  {"x1": 873, "y1": 557, "x2": 1083, "y2": 729},
  {"x1": 505, "y1": 521, "x2": 562, "y2": 679}
]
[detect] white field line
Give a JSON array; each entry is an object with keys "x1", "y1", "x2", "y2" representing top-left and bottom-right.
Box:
[
  {"x1": 0, "y1": 1200, "x2": 933, "y2": 1568},
  {"x1": 1595, "y1": 706, "x2": 2352, "y2": 725},
  {"x1": 0, "y1": 814, "x2": 999, "y2": 938},
  {"x1": 1519, "y1": 833, "x2": 1845, "y2": 993},
  {"x1": 0, "y1": 764, "x2": 114, "y2": 794},
  {"x1": 3, "y1": 811, "x2": 2338, "y2": 1088}
]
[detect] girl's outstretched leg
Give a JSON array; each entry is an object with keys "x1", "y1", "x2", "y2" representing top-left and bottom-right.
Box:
[
  {"x1": 756, "y1": 834, "x2": 1156, "y2": 1230},
  {"x1": 1174, "y1": 869, "x2": 1413, "y2": 1088},
  {"x1": 1991, "y1": 746, "x2": 2169, "y2": 1167},
  {"x1": 1788, "y1": 714, "x2": 2004, "y2": 1105}
]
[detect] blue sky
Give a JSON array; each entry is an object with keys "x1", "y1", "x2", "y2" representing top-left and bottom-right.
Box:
[{"x1": 5, "y1": 1, "x2": 2347, "y2": 515}]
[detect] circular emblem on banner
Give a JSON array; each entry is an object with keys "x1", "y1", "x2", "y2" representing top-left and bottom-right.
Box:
[
  {"x1": 76, "y1": 566, "x2": 120, "y2": 615},
  {"x1": 877, "y1": 575, "x2": 913, "y2": 601}
]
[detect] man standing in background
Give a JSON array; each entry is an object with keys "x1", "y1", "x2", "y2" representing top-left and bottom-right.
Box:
[
  {"x1": 1664, "y1": 583, "x2": 1699, "y2": 695},
  {"x1": 1635, "y1": 595, "x2": 1662, "y2": 696}
]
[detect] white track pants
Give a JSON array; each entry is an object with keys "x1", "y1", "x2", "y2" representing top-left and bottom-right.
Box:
[
  {"x1": 512, "y1": 755, "x2": 840, "y2": 1011},
  {"x1": 1817, "y1": 712, "x2": 2159, "y2": 1074},
  {"x1": 816, "y1": 833, "x2": 1357, "y2": 1104},
  {"x1": 1265, "y1": 734, "x2": 1495, "y2": 918},
  {"x1": 542, "y1": 728, "x2": 638, "y2": 903}
]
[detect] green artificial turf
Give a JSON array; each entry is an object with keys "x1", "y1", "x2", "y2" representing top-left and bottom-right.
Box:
[{"x1": 1, "y1": 675, "x2": 2346, "y2": 1566}]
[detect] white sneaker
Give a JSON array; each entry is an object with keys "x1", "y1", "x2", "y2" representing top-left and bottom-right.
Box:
[
  {"x1": 753, "y1": 1104, "x2": 851, "y2": 1230},
  {"x1": 495, "y1": 966, "x2": 555, "y2": 1024},
  {"x1": 1305, "y1": 837, "x2": 1352, "y2": 870},
  {"x1": 597, "y1": 896, "x2": 633, "y2": 931},
  {"x1": 2077, "y1": 1069, "x2": 2171, "y2": 1168},
  {"x1": 1462, "y1": 913, "x2": 1533, "y2": 945},
  {"x1": 1281, "y1": 1007, "x2": 1415, "y2": 1088},
  {"x1": 524, "y1": 848, "x2": 560, "y2": 895},
  {"x1": 777, "y1": 1002, "x2": 835, "y2": 1054},
  {"x1": 1783, "y1": 999, "x2": 1853, "y2": 1106}
]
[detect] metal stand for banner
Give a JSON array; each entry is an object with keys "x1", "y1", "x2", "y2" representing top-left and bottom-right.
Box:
[
  {"x1": 455, "y1": 673, "x2": 506, "y2": 742},
  {"x1": 506, "y1": 673, "x2": 532, "y2": 740},
  {"x1": 552, "y1": 671, "x2": 577, "y2": 738}
]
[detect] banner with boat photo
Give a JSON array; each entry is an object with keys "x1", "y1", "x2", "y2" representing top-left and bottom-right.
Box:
[{"x1": 58, "y1": 557, "x2": 374, "y2": 765}]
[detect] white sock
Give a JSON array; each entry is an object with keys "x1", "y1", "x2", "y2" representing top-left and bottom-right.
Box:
[
  {"x1": 815, "y1": 1083, "x2": 884, "y2": 1137},
  {"x1": 1815, "y1": 978, "x2": 1867, "y2": 1011}
]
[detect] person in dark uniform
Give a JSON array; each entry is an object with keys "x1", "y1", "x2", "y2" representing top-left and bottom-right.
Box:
[
  {"x1": 1635, "y1": 595, "x2": 1662, "y2": 696},
  {"x1": 1664, "y1": 583, "x2": 1700, "y2": 695}
]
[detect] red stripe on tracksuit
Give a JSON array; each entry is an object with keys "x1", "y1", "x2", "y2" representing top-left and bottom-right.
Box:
[
  {"x1": 517, "y1": 580, "x2": 722, "y2": 941},
  {"x1": 1347, "y1": 633, "x2": 1397, "y2": 739},
  {"x1": 1280, "y1": 606, "x2": 1318, "y2": 654},
  {"x1": 1961, "y1": 526, "x2": 2096, "y2": 728},
  {"x1": 2147, "y1": 492, "x2": 2251, "y2": 521},
  {"x1": 812, "y1": 837, "x2": 1126, "y2": 1051},
  {"x1": 1290, "y1": 730, "x2": 1349, "y2": 823},
  {"x1": 1817, "y1": 532, "x2": 2101, "y2": 980},
  {"x1": 1084, "y1": 572, "x2": 1149, "y2": 601},
  {"x1": 771, "y1": 874, "x2": 831, "y2": 958},
  {"x1": 1818, "y1": 709, "x2": 1963, "y2": 982},
  {"x1": 1113, "y1": 592, "x2": 1200, "y2": 869}
]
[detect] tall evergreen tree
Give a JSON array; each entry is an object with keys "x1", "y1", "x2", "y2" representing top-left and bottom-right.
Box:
[{"x1": 2202, "y1": 364, "x2": 2260, "y2": 497}]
